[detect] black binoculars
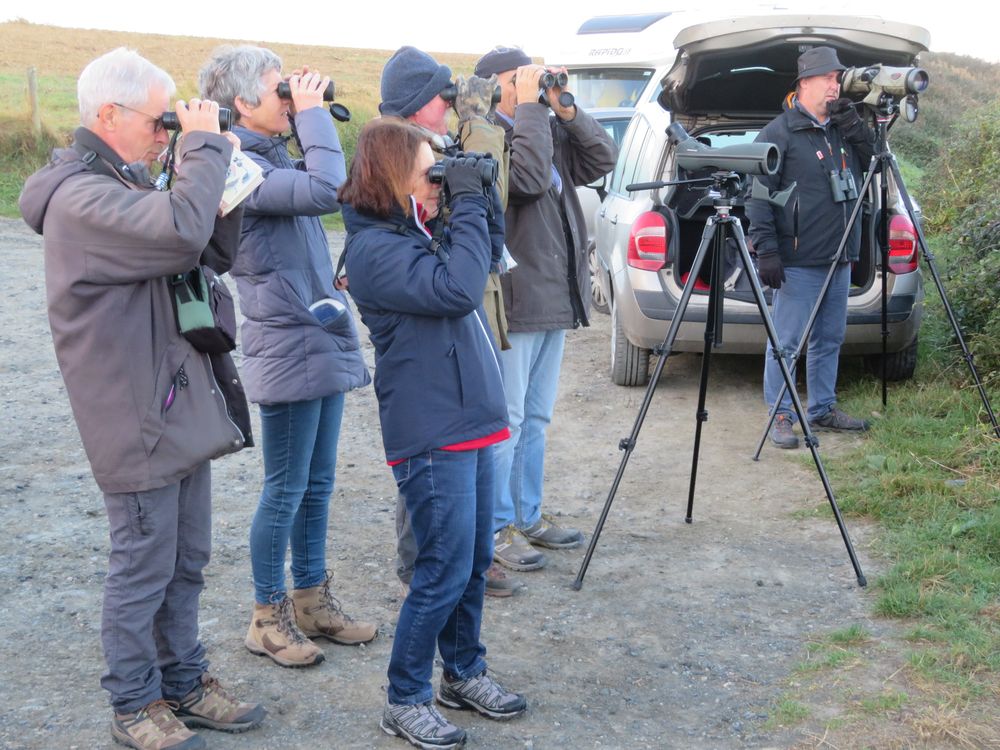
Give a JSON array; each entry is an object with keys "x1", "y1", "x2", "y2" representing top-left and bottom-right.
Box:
[
  {"x1": 275, "y1": 80, "x2": 351, "y2": 122},
  {"x1": 160, "y1": 108, "x2": 233, "y2": 132},
  {"x1": 439, "y1": 82, "x2": 502, "y2": 108},
  {"x1": 277, "y1": 80, "x2": 335, "y2": 101},
  {"x1": 525, "y1": 70, "x2": 574, "y2": 108},
  {"x1": 426, "y1": 152, "x2": 498, "y2": 189},
  {"x1": 539, "y1": 71, "x2": 568, "y2": 89}
]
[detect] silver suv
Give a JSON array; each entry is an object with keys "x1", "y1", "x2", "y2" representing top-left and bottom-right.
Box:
[{"x1": 593, "y1": 14, "x2": 928, "y2": 386}]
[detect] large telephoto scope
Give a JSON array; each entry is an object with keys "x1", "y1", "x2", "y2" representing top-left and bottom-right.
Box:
[
  {"x1": 668, "y1": 122, "x2": 779, "y2": 176},
  {"x1": 840, "y1": 64, "x2": 929, "y2": 110}
]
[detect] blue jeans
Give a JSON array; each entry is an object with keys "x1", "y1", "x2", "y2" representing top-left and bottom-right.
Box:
[
  {"x1": 764, "y1": 263, "x2": 850, "y2": 423},
  {"x1": 388, "y1": 447, "x2": 494, "y2": 704},
  {"x1": 250, "y1": 394, "x2": 344, "y2": 604},
  {"x1": 101, "y1": 462, "x2": 211, "y2": 712},
  {"x1": 494, "y1": 329, "x2": 566, "y2": 532}
]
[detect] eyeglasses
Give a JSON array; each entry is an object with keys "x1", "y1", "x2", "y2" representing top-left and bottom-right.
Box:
[{"x1": 114, "y1": 102, "x2": 166, "y2": 133}]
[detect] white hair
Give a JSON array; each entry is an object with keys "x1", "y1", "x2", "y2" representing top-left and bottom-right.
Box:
[
  {"x1": 77, "y1": 48, "x2": 175, "y2": 125},
  {"x1": 198, "y1": 45, "x2": 282, "y2": 122}
]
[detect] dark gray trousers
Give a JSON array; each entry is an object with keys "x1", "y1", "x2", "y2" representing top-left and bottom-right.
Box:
[{"x1": 100, "y1": 461, "x2": 211, "y2": 713}]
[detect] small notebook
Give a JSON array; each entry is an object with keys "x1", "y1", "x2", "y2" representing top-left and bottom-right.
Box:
[{"x1": 219, "y1": 148, "x2": 263, "y2": 216}]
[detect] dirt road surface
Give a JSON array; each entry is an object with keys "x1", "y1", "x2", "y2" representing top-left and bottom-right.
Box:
[{"x1": 0, "y1": 218, "x2": 885, "y2": 749}]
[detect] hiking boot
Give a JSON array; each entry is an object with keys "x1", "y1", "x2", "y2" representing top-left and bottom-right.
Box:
[
  {"x1": 173, "y1": 674, "x2": 266, "y2": 734},
  {"x1": 245, "y1": 595, "x2": 325, "y2": 668},
  {"x1": 291, "y1": 571, "x2": 378, "y2": 645},
  {"x1": 521, "y1": 514, "x2": 583, "y2": 549},
  {"x1": 485, "y1": 562, "x2": 515, "y2": 598},
  {"x1": 437, "y1": 669, "x2": 527, "y2": 720},
  {"x1": 493, "y1": 526, "x2": 547, "y2": 571},
  {"x1": 111, "y1": 699, "x2": 205, "y2": 750},
  {"x1": 380, "y1": 700, "x2": 467, "y2": 749},
  {"x1": 769, "y1": 414, "x2": 800, "y2": 449},
  {"x1": 809, "y1": 407, "x2": 870, "y2": 432}
]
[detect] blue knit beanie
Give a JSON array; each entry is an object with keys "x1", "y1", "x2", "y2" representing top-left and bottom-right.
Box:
[{"x1": 379, "y1": 46, "x2": 453, "y2": 118}]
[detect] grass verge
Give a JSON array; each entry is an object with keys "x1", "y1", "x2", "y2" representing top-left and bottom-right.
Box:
[{"x1": 764, "y1": 262, "x2": 1000, "y2": 746}]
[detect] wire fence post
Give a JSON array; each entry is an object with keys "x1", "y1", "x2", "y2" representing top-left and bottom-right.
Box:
[{"x1": 27, "y1": 67, "x2": 41, "y2": 136}]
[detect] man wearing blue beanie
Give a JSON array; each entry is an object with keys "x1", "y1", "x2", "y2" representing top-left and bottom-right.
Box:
[
  {"x1": 378, "y1": 47, "x2": 517, "y2": 600},
  {"x1": 379, "y1": 46, "x2": 454, "y2": 127}
]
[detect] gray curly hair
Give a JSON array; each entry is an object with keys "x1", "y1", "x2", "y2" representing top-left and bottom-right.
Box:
[{"x1": 198, "y1": 45, "x2": 283, "y2": 122}]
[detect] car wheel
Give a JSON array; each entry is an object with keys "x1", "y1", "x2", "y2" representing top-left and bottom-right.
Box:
[
  {"x1": 611, "y1": 298, "x2": 650, "y2": 386},
  {"x1": 589, "y1": 244, "x2": 610, "y2": 315},
  {"x1": 863, "y1": 337, "x2": 918, "y2": 381}
]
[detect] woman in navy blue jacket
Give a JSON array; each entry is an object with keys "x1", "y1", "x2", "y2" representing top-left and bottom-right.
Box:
[
  {"x1": 341, "y1": 118, "x2": 526, "y2": 750},
  {"x1": 199, "y1": 46, "x2": 374, "y2": 669}
]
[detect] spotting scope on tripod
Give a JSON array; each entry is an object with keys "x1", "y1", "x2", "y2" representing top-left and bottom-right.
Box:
[{"x1": 574, "y1": 123, "x2": 869, "y2": 590}]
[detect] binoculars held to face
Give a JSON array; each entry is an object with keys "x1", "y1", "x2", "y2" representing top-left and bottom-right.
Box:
[
  {"x1": 519, "y1": 70, "x2": 574, "y2": 108},
  {"x1": 439, "y1": 82, "x2": 502, "y2": 108},
  {"x1": 276, "y1": 80, "x2": 351, "y2": 122},
  {"x1": 426, "y1": 151, "x2": 498, "y2": 189},
  {"x1": 160, "y1": 108, "x2": 234, "y2": 132}
]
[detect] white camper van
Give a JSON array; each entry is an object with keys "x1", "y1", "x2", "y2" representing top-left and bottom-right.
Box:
[{"x1": 544, "y1": 7, "x2": 790, "y2": 108}]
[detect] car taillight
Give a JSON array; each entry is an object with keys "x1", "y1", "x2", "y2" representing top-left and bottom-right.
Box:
[
  {"x1": 887, "y1": 214, "x2": 918, "y2": 274},
  {"x1": 627, "y1": 211, "x2": 669, "y2": 271}
]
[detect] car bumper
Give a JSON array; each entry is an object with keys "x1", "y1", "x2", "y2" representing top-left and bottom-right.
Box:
[{"x1": 617, "y1": 270, "x2": 923, "y2": 356}]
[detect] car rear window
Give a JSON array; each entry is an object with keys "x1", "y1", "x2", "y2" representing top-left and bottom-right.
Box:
[
  {"x1": 566, "y1": 69, "x2": 653, "y2": 109},
  {"x1": 693, "y1": 131, "x2": 759, "y2": 148}
]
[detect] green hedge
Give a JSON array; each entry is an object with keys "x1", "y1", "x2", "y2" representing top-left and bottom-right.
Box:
[{"x1": 921, "y1": 103, "x2": 1000, "y2": 383}]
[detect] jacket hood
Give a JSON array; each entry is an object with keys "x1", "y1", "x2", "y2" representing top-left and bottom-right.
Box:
[
  {"x1": 19, "y1": 126, "x2": 149, "y2": 235},
  {"x1": 18, "y1": 146, "x2": 89, "y2": 235}
]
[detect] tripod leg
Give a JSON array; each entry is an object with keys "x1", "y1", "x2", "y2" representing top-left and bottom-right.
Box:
[
  {"x1": 685, "y1": 221, "x2": 727, "y2": 522},
  {"x1": 573, "y1": 217, "x2": 719, "y2": 590},
  {"x1": 886, "y1": 158, "x2": 1000, "y2": 438},
  {"x1": 753, "y1": 158, "x2": 880, "y2": 460},
  {"x1": 732, "y1": 222, "x2": 868, "y2": 586}
]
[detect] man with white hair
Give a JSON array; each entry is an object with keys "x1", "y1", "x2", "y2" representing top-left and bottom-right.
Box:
[{"x1": 19, "y1": 47, "x2": 264, "y2": 750}]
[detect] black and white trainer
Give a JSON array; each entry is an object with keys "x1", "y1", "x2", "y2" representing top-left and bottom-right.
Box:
[
  {"x1": 436, "y1": 670, "x2": 527, "y2": 720},
  {"x1": 380, "y1": 700, "x2": 466, "y2": 750}
]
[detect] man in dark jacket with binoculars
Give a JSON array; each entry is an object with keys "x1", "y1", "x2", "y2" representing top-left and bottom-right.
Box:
[{"x1": 472, "y1": 46, "x2": 618, "y2": 577}]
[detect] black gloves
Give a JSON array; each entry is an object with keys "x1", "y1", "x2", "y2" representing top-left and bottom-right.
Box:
[
  {"x1": 443, "y1": 157, "x2": 485, "y2": 202},
  {"x1": 829, "y1": 98, "x2": 865, "y2": 141},
  {"x1": 756, "y1": 253, "x2": 785, "y2": 289}
]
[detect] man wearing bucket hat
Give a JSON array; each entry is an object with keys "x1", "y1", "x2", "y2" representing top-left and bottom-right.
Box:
[{"x1": 747, "y1": 46, "x2": 876, "y2": 449}]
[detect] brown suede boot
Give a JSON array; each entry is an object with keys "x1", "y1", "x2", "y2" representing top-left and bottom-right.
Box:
[
  {"x1": 291, "y1": 572, "x2": 378, "y2": 645},
  {"x1": 245, "y1": 595, "x2": 325, "y2": 668}
]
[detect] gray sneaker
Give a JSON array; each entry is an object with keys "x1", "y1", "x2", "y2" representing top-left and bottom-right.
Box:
[
  {"x1": 493, "y1": 526, "x2": 547, "y2": 571},
  {"x1": 521, "y1": 514, "x2": 583, "y2": 549},
  {"x1": 437, "y1": 670, "x2": 527, "y2": 720},
  {"x1": 380, "y1": 700, "x2": 466, "y2": 749},
  {"x1": 769, "y1": 414, "x2": 800, "y2": 449},
  {"x1": 809, "y1": 407, "x2": 870, "y2": 432}
]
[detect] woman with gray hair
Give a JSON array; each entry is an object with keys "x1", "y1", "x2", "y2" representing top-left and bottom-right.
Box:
[{"x1": 199, "y1": 45, "x2": 375, "y2": 669}]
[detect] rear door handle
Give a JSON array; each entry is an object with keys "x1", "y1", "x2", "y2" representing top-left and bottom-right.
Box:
[{"x1": 609, "y1": 215, "x2": 618, "y2": 225}]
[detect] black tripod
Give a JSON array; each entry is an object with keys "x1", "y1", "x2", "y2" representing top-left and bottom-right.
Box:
[
  {"x1": 573, "y1": 171, "x2": 867, "y2": 590},
  {"x1": 753, "y1": 100, "x2": 999, "y2": 457}
]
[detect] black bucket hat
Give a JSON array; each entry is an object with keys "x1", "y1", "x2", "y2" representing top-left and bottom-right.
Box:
[{"x1": 796, "y1": 46, "x2": 846, "y2": 81}]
